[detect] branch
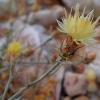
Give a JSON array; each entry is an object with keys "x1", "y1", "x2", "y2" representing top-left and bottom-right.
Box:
[
  {"x1": 8, "y1": 50, "x2": 86, "y2": 100},
  {"x1": 2, "y1": 61, "x2": 14, "y2": 100},
  {"x1": 8, "y1": 59, "x2": 62, "y2": 100},
  {"x1": 35, "y1": 33, "x2": 54, "y2": 49},
  {"x1": 0, "y1": 33, "x2": 54, "y2": 74}
]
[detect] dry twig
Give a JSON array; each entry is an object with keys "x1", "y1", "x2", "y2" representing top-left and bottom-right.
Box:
[
  {"x1": 8, "y1": 59, "x2": 62, "y2": 100},
  {"x1": 2, "y1": 61, "x2": 15, "y2": 100}
]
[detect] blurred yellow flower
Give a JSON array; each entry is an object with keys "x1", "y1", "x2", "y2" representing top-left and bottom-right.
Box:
[
  {"x1": 7, "y1": 41, "x2": 22, "y2": 58},
  {"x1": 57, "y1": 4, "x2": 100, "y2": 43},
  {"x1": 86, "y1": 68, "x2": 96, "y2": 81}
]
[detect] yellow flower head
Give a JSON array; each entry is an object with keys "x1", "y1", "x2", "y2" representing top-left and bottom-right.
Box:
[
  {"x1": 57, "y1": 4, "x2": 100, "y2": 43},
  {"x1": 7, "y1": 41, "x2": 22, "y2": 58}
]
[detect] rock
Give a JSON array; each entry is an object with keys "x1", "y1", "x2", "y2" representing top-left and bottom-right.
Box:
[
  {"x1": 90, "y1": 94, "x2": 99, "y2": 100},
  {"x1": 27, "y1": 12, "x2": 35, "y2": 24},
  {"x1": 26, "y1": 0, "x2": 35, "y2": 5},
  {"x1": 70, "y1": 46, "x2": 86, "y2": 64},
  {"x1": 0, "y1": 22, "x2": 12, "y2": 30},
  {"x1": 12, "y1": 20, "x2": 57, "y2": 62},
  {"x1": 41, "y1": 0, "x2": 59, "y2": 6},
  {"x1": 0, "y1": 0, "x2": 17, "y2": 15},
  {"x1": 11, "y1": 19, "x2": 25, "y2": 33},
  {"x1": 17, "y1": 15, "x2": 28, "y2": 23},
  {"x1": 63, "y1": 72, "x2": 87, "y2": 97},
  {"x1": 12, "y1": 21, "x2": 47, "y2": 48},
  {"x1": 62, "y1": 0, "x2": 100, "y2": 17},
  {"x1": 62, "y1": 0, "x2": 92, "y2": 13},
  {"x1": 27, "y1": 5, "x2": 64, "y2": 26},
  {"x1": 86, "y1": 43, "x2": 100, "y2": 78},
  {"x1": 13, "y1": 67, "x2": 36, "y2": 88},
  {"x1": 75, "y1": 96, "x2": 89, "y2": 100},
  {"x1": 75, "y1": 63, "x2": 85, "y2": 73},
  {"x1": 0, "y1": 37, "x2": 7, "y2": 50},
  {"x1": 85, "y1": 52, "x2": 96, "y2": 64},
  {"x1": 63, "y1": 97, "x2": 71, "y2": 100}
]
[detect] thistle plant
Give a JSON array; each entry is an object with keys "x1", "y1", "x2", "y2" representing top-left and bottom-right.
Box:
[
  {"x1": 1, "y1": 34, "x2": 58, "y2": 100},
  {"x1": 1, "y1": 4, "x2": 99, "y2": 100},
  {"x1": 57, "y1": 4, "x2": 100, "y2": 43}
]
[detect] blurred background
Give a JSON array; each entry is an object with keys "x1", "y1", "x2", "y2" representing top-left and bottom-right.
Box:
[{"x1": 0, "y1": 0, "x2": 100, "y2": 100}]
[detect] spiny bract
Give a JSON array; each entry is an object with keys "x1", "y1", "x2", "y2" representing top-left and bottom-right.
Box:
[{"x1": 57, "y1": 4, "x2": 100, "y2": 43}]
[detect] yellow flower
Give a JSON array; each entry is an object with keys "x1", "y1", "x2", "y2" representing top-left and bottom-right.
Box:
[
  {"x1": 57, "y1": 4, "x2": 100, "y2": 43},
  {"x1": 86, "y1": 68, "x2": 96, "y2": 81},
  {"x1": 7, "y1": 41, "x2": 22, "y2": 58}
]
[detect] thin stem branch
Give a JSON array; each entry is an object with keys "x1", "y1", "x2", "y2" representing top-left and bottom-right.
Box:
[
  {"x1": 35, "y1": 34, "x2": 54, "y2": 49},
  {"x1": 0, "y1": 33, "x2": 54, "y2": 75},
  {"x1": 2, "y1": 61, "x2": 14, "y2": 100},
  {"x1": 8, "y1": 59, "x2": 62, "y2": 100}
]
